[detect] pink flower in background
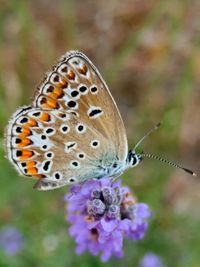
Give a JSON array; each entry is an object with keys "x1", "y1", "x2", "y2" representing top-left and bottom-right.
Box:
[
  {"x1": 139, "y1": 252, "x2": 165, "y2": 267},
  {"x1": 0, "y1": 226, "x2": 24, "y2": 255}
]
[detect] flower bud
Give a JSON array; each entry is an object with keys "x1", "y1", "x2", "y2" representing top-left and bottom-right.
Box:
[
  {"x1": 107, "y1": 205, "x2": 120, "y2": 219},
  {"x1": 91, "y1": 189, "x2": 101, "y2": 199},
  {"x1": 87, "y1": 199, "x2": 106, "y2": 216},
  {"x1": 115, "y1": 187, "x2": 124, "y2": 204},
  {"x1": 102, "y1": 186, "x2": 116, "y2": 204}
]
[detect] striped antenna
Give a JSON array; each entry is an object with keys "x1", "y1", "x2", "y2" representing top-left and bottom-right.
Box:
[
  {"x1": 133, "y1": 122, "x2": 197, "y2": 176},
  {"x1": 141, "y1": 153, "x2": 197, "y2": 176}
]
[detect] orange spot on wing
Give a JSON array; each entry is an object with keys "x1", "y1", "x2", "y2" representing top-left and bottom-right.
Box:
[
  {"x1": 22, "y1": 127, "x2": 31, "y2": 135},
  {"x1": 19, "y1": 150, "x2": 33, "y2": 160},
  {"x1": 27, "y1": 167, "x2": 38, "y2": 175},
  {"x1": 26, "y1": 161, "x2": 35, "y2": 168},
  {"x1": 60, "y1": 81, "x2": 68, "y2": 89},
  {"x1": 42, "y1": 98, "x2": 59, "y2": 109},
  {"x1": 49, "y1": 87, "x2": 64, "y2": 99},
  {"x1": 27, "y1": 119, "x2": 38, "y2": 127},
  {"x1": 17, "y1": 138, "x2": 32, "y2": 148},
  {"x1": 34, "y1": 174, "x2": 46, "y2": 178},
  {"x1": 18, "y1": 127, "x2": 31, "y2": 138},
  {"x1": 39, "y1": 112, "x2": 50, "y2": 122},
  {"x1": 67, "y1": 70, "x2": 75, "y2": 80},
  {"x1": 78, "y1": 65, "x2": 88, "y2": 75},
  {"x1": 26, "y1": 161, "x2": 38, "y2": 175}
]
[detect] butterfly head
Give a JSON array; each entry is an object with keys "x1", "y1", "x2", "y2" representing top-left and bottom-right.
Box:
[{"x1": 127, "y1": 150, "x2": 143, "y2": 168}]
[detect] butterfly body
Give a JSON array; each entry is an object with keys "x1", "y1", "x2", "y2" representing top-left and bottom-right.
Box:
[{"x1": 5, "y1": 51, "x2": 142, "y2": 190}]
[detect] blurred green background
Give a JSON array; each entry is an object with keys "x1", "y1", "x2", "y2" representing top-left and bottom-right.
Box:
[{"x1": 0, "y1": 1, "x2": 200, "y2": 266}]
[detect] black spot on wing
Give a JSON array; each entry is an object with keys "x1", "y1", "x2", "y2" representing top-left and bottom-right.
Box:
[{"x1": 89, "y1": 109, "x2": 102, "y2": 117}]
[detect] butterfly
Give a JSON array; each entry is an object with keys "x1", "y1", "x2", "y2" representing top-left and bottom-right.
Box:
[{"x1": 5, "y1": 51, "x2": 196, "y2": 191}]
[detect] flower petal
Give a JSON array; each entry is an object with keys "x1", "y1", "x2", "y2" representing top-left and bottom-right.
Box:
[{"x1": 100, "y1": 218, "x2": 118, "y2": 232}]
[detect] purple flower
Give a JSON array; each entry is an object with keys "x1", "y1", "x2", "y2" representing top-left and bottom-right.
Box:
[
  {"x1": 0, "y1": 226, "x2": 24, "y2": 255},
  {"x1": 65, "y1": 178, "x2": 151, "y2": 262},
  {"x1": 139, "y1": 252, "x2": 165, "y2": 267}
]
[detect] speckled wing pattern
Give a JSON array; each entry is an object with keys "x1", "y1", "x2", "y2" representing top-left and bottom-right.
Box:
[{"x1": 5, "y1": 51, "x2": 128, "y2": 190}]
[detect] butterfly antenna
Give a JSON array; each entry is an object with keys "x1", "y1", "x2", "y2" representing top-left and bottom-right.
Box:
[
  {"x1": 141, "y1": 152, "x2": 197, "y2": 176},
  {"x1": 134, "y1": 122, "x2": 161, "y2": 151}
]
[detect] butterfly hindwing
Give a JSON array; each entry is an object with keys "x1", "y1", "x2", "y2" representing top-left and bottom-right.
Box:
[{"x1": 6, "y1": 106, "x2": 119, "y2": 189}]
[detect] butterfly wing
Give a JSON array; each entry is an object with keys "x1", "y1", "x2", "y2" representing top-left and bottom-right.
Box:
[
  {"x1": 6, "y1": 107, "x2": 123, "y2": 190},
  {"x1": 33, "y1": 51, "x2": 128, "y2": 162},
  {"x1": 5, "y1": 51, "x2": 128, "y2": 190}
]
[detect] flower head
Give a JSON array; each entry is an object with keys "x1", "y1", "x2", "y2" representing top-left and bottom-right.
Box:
[
  {"x1": 0, "y1": 226, "x2": 24, "y2": 255},
  {"x1": 139, "y1": 252, "x2": 165, "y2": 267},
  {"x1": 65, "y1": 178, "x2": 151, "y2": 262}
]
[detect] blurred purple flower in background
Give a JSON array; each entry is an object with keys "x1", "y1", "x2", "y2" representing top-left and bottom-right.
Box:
[
  {"x1": 139, "y1": 252, "x2": 165, "y2": 267},
  {"x1": 65, "y1": 178, "x2": 151, "y2": 262},
  {"x1": 0, "y1": 226, "x2": 24, "y2": 255}
]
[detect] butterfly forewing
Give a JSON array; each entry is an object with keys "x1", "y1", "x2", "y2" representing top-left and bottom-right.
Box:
[
  {"x1": 34, "y1": 51, "x2": 128, "y2": 162},
  {"x1": 6, "y1": 51, "x2": 128, "y2": 190}
]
